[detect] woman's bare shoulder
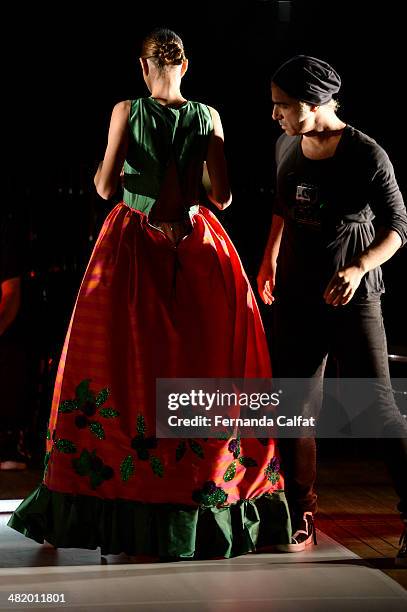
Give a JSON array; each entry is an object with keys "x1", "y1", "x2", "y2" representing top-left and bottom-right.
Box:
[
  {"x1": 112, "y1": 100, "x2": 132, "y2": 114},
  {"x1": 205, "y1": 105, "x2": 220, "y2": 119}
]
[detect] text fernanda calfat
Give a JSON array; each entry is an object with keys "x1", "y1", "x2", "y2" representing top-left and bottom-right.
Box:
[{"x1": 168, "y1": 415, "x2": 316, "y2": 427}]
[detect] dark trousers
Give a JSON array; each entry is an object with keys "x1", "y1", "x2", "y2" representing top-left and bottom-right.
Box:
[{"x1": 271, "y1": 298, "x2": 407, "y2": 521}]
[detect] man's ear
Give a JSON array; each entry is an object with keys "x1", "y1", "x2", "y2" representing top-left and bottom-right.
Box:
[
  {"x1": 140, "y1": 57, "x2": 149, "y2": 77},
  {"x1": 181, "y1": 58, "x2": 189, "y2": 77},
  {"x1": 310, "y1": 104, "x2": 319, "y2": 113}
]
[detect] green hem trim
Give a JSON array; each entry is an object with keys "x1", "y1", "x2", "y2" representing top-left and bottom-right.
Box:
[{"x1": 8, "y1": 485, "x2": 292, "y2": 559}]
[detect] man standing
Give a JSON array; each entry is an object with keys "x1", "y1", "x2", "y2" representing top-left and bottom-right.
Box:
[{"x1": 257, "y1": 55, "x2": 407, "y2": 565}]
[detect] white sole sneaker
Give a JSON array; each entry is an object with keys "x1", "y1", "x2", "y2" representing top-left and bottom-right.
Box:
[
  {"x1": 272, "y1": 532, "x2": 314, "y2": 553},
  {"x1": 272, "y1": 512, "x2": 317, "y2": 552}
]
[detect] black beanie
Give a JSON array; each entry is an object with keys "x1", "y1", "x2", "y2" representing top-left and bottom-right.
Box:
[{"x1": 271, "y1": 55, "x2": 341, "y2": 105}]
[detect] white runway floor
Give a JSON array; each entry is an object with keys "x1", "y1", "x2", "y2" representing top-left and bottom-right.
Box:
[{"x1": 1, "y1": 513, "x2": 406, "y2": 612}]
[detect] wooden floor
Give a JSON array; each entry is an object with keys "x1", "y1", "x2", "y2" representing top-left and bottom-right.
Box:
[
  {"x1": 1, "y1": 446, "x2": 406, "y2": 591},
  {"x1": 317, "y1": 449, "x2": 406, "y2": 589}
]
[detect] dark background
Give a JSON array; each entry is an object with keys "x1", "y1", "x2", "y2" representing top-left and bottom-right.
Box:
[{"x1": 2, "y1": 0, "x2": 406, "y2": 459}]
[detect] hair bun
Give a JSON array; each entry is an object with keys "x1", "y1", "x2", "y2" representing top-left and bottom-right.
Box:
[
  {"x1": 157, "y1": 41, "x2": 184, "y2": 66},
  {"x1": 141, "y1": 28, "x2": 186, "y2": 70}
]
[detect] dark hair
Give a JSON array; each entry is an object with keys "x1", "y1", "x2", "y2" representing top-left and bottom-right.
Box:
[{"x1": 141, "y1": 28, "x2": 186, "y2": 69}]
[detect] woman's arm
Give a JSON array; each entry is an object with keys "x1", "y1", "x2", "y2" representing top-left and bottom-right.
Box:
[
  {"x1": 94, "y1": 100, "x2": 131, "y2": 200},
  {"x1": 205, "y1": 106, "x2": 232, "y2": 210}
]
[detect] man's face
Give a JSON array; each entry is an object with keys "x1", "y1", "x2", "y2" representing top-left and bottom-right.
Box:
[{"x1": 271, "y1": 83, "x2": 313, "y2": 135}]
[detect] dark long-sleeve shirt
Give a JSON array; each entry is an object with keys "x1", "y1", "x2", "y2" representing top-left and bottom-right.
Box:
[{"x1": 273, "y1": 125, "x2": 407, "y2": 303}]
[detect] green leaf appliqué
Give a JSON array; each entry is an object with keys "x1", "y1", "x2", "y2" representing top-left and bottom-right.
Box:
[
  {"x1": 239, "y1": 456, "x2": 258, "y2": 467},
  {"x1": 99, "y1": 407, "x2": 120, "y2": 418},
  {"x1": 176, "y1": 441, "x2": 187, "y2": 462},
  {"x1": 58, "y1": 400, "x2": 78, "y2": 413},
  {"x1": 223, "y1": 461, "x2": 237, "y2": 482},
  {"x1": 189, "y1": 439, "x2": 204, "y2": 459},
  {"x1": 96, "y1": 388, "x2": 110, "y2": 407},
  {"x1": 76, "y1": 379, "x2": 92, "y2": 405},
  {"x1": 72, "y1": 449, "x2": 93, "y2": 475},
  {"x1": 150, "y1": 456, "x2": 164, "y2": 477},
  {"x1": 137, "y1": 415, "x2": 146, "y2": 436},
  {"x1": 120, "y1": 455, "x2": 135, "y2": 482},
  {"x1": 54, "y1": 439, "x2": 77, "y2": 453},
  {"x1": 88, "y1": 422, "x2": 105, "y2": 440}
]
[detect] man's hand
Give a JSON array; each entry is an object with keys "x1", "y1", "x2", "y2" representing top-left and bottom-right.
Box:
[
  {"x1": 257, "y1": 266, "x2": 276, "y2": 305},
  {"x1": 257, "y1": 214, "x2": 284, "y2": 305},
  {"x1": 323, "y1": 265, "x2": 365, "y2": 306}
]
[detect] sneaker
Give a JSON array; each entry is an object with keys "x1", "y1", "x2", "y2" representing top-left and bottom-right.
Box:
[
  {"x1": 273, "y1": 512, "x2": 317, "y2": 553},
  {"x1": 395, "y1": 526, "x2": 407, "y2": 567}
]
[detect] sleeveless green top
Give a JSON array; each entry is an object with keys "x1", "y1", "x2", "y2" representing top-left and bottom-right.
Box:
[{"x1": 123, "y1": 98, "x2": 213, "y2": 216}]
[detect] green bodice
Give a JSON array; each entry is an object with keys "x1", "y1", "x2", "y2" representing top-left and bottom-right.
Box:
[{"x1": 123, "y1": 98, "x2": 213, "y2": 216}]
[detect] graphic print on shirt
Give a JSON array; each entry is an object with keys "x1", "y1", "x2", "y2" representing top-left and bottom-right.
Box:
[{"x1": 294, "y1": 183, "x2": 323, "y2": 228}]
